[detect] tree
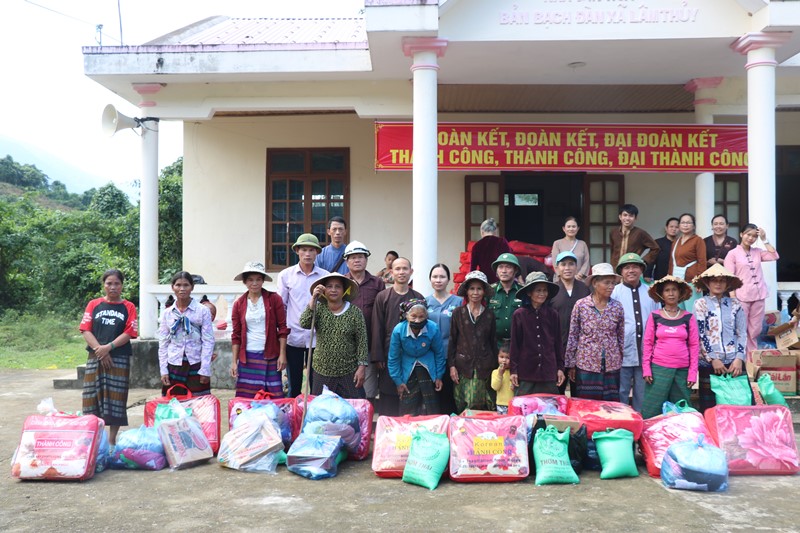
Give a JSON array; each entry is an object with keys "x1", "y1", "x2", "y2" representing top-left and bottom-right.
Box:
[
  {"x1": 89, "y1": 183, "x2": 131, "y2": 218},
  {"x1": 158, "y1": 158, "x2": 183, "y2": 278},
  {"x1": 0, "y1": 155, "x2": 48, "y2": 189}
]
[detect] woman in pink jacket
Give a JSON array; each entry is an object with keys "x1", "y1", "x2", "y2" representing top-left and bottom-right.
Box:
[{"x1": 723, "y1": 223, "x2": 779, "y2": 357}]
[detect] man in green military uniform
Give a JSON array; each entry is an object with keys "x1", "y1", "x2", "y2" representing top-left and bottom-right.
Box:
[{"x1": 488, "y1": 253, "x2": 523, "y2": 343}]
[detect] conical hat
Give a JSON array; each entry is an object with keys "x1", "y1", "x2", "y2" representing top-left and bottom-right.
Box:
[{"x1": 692, "y1": 263, "x2": 743, "y2": 293}]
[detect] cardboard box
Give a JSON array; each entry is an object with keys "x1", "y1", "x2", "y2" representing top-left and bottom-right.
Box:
[
  {"x1": 751, "y1": 349, "x2": 791, "y2": 367},
  {"x1": 758, "y1": 354, "x2": 797, "y2": 395},
  {"x1": 542, "y1": 415, "x2": 583, "y2": 434},
  {"x1": 767, "y1": 321, "x2": 800, "y2": 350}
]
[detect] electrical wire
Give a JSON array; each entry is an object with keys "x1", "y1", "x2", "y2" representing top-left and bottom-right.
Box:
[{"x1": 23, "y1": 0, "x2": 122, "y2": 44}]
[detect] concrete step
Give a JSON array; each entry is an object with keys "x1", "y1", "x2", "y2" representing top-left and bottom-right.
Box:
[{"x1": 52, "y1": 365, "x2": 86, "y2": 390}]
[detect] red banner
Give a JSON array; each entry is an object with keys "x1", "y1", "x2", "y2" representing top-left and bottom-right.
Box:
[{"x1": 374, "y1": 122, "x2": 748, "y2": 173}]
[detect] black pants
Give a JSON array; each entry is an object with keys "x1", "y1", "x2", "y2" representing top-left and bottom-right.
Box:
[{"x1": 286, "y1": 345, "x2": 313, "y2": 398}]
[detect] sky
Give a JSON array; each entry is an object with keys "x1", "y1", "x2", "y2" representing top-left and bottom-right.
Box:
[{"x1": 0, "y1": 0, "x2": 363, "y2": 195}]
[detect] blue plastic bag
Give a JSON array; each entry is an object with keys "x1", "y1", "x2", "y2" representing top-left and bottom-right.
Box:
[
  {"x1": 286, "y1": 434, "x2": 345, "y2": 480},
  {"x1": 95, "y1": 429, "x2": 109, "y2": 473},
  {"x1": 303, "y1": 387, "x2": 360, "y2": 453},
  {"x1": 661, "y1": 435, "x2": 728, "y2": 492},
  {"x1": 110, "y1": 425, "x2": 167, "y2": 470},
  {"x1": 662, "y1": 399, "x2": 698, "y2": 415},
  {"x1": 234, "y1": 401, "x2": 292, "y2": 446}
]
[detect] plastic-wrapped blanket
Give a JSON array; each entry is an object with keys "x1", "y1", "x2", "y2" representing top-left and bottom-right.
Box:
[
  {"x1": 704, "y1": 404, "x2": 799, "y2": 475},
  {"x1": 218, "y1": 412, "x2": 283, "y2": 474},
  {"x1": 157, "y1": 400, "x2": 214, "y2": 470},
  {"x1": 145, "y1": 388, "x2": 221, "y2": 454},
  {"x1": 640, "y1": 412, "x2": 712, "y2": 478},
  {"x1": 448, "y1": 414, "x2": 529, "y2": 482},
  {"x1": 232, "y1": 401, "x2": 292, "y2": 449},
  {"x1": 344, "y1": 398, "x2": 373, "y2": 461},
  {"x1": 508, "y1": 394, "x2": 569, "y2": 417},
  {"x1": 228, "y1": 395, "x2": 297, "y2": 446},
  {"x1": 302, "y1": 388, "x2": 360, "y2": 454},
  {"x1": 372, "y1": 414, "x2": 450, "y2": 478},
  {"x1": 287, "y1": 434, "x2": 345, "y2": 480},
  {"x1": 661, "y1": 435, "x2": 728, "y2": 492},
  {"x1": 567, "y1": 398, "x2": 643, "y2": 439},
  {"x1": 110, "y1": 425, "x2": 167, "y2": 471},
  {"x1": 11, "y1": 414, "x2": 104, "y2": 481}
]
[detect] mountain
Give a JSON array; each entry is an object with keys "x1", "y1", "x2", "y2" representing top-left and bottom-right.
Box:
[{"x1": 0, "y1": 135, "x2": 110, "y2": 194}]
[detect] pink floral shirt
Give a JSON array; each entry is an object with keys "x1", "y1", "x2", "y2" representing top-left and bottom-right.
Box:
[{"x1": 565, "y1": 296, "x2": 625, "y2": 373}]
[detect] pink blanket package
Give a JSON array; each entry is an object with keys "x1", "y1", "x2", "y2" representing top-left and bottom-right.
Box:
[
  {"x1": 508, "y1": 394, "x2": 568, "y2": 417},
  {"x1": 371, "y1": 414, "x2": 450, "y2": 478},
  {"x1": 12, "y1": 414, "x2": 104, "y2": 481},
  {"x1": 640, "y1": 412, "x2": 712, "y2": 478},
  {"x1": 448, "y1": 414, "x2": 529, "y2": 482},
  {"x1": 704, "y1": 405, "x2": 800, "y2": 475},
  {"x1": 567, "y1": 398, "x2": 644, "y2": 439},
  {"x1": 345, "y1": 398, "x2": 374, "y2": 461},
  {"x1": 145, "y1": 392, "x2": 221, "y2": 454}
]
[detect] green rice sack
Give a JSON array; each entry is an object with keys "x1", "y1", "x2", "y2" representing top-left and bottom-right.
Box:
[
  {"x1": 402, "y1": 428, "x2": 450, "y2": 490},
  {"x1": 592, "y1": 428, "x2": 638, "y2": 479},
  {"x1": 533, "y1": 425, "x2": 579, "y2": 485}
]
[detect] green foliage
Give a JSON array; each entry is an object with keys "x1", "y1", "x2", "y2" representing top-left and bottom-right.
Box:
[
  {"x1": 0, "y1": 311, "x2": 86, "y2": 369},
  {"x1": 0, "y1": 154, "x2": 182, "y2": 318},
  {"x1": 0, "y1": 155, "x2": 49, "y2": 189},
  {"x1": 89, "y1": 182, "x2": 132, "y2": 218}
]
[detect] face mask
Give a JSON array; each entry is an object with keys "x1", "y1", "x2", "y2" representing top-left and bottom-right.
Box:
[{"x1": 408, "y1": 321, "x2": 425, "y2": 332}]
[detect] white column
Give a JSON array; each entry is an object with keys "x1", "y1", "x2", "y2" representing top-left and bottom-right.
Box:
[
  {"x1": 139, "y1": 118, "x2": 160, "y2": 338},
  {"x1": 403, "y1": 38, "x2": 448, "y2": 296},
  {"x1": 732, "y1": 33, "x2": 790, "y2": 308},
  {"x1": 685, "y1": 78, "x2": 722, "y2": 238}
]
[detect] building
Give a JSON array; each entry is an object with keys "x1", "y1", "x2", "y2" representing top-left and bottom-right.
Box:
[{"x1": 83, "y1": 0, "x2": 800, "y2": 337}]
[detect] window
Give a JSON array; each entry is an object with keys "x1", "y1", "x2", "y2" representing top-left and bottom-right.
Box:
[
  {"x1": 267, "y1": 149, "x2": 349, "y2": 268},
  {"x1": 714, "y1": 174, "x2": 747, "y2": 238},
  {"x1": 464, "y1": 176, "x2": 505, "y2": 243},
  {"x1": 583, "y1": 175, "x2": 624, "y2": 265}
]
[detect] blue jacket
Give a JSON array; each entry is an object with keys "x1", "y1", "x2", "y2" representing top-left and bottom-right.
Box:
[{"x1": 388, "y1": 319, "x2": 445, "y2": 386}]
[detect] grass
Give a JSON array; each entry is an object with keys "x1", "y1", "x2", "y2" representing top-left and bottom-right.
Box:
[{"x1": 0, "y1": 312, "x2": 87, "y2": 369}]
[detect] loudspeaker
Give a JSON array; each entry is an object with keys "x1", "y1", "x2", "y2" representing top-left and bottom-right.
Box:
[{"x1": 102, "y1": 104, "x2": 139, "y2": 136}]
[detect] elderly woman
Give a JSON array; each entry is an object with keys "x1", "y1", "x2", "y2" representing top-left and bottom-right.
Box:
[
  {"x1": 470, "y1": 217, "x2": 512, "y2": 284},
  {"x1": 551, "y1": 216, "x2": 591, "y2": 282},
  {"x1": 692, "y1": 264, "x2": 748, "y2": 412},
  {"x1": 301, "y1": 272, "x2": 368, "y2": 398},
  {"x1": 704, "y1": 214, "x2": 738, "y2": 267},
  {"x1": 448, "y1": 271, "x2": 498, "y2": 412},
  {"x1": 229, "y1": 261, "x2": 289, "y2": 398},
  {"x1": 79, "y1": 269, "x2": 138, "y2": 448},
  {"x1": 510, "y1": 271, "x2": 564, "y2": 395},
  {"x1": 426, "y1": 263, "x2": 463, "y2": 413},
  {"x1": 158, "y1": 271, "x2": 215, "y2": 396},
  {"x1": 724, "y1": 223, "x2": 780, "y2": 356},
  {"x1": 641, "y1": 276, "x2": 700, "y2": 419},
  {"x1": 565, "y1": 263, "x2": 625, "y2": 401},
  {"x1": 388, "y1": 299, "x2": 445, "y2": 416}
]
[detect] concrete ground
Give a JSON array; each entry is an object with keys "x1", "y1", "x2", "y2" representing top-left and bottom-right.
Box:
[{"x1": 1, "y1": 369, "x2": 799, "y2": 533}]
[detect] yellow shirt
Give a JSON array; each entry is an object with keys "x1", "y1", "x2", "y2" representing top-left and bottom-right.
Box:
[{"x1": 491, "y1": 368, "x2": 514, "y2": 407}]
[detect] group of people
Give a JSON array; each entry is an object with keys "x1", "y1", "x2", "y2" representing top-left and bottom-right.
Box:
[{"x1": 79, "y1": 208, "x2": 782, "y2": 449}]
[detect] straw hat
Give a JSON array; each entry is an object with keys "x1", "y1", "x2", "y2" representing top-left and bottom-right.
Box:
[
  {"x1": 516, "y1": 271, "x2": 560, "y2": 302},
  {"x1": 292, "y1": 233, "x2": 322, "y2": 251},
  {"x1": 457, "y1": 270, "x2": 495, "y2": 298},
  {"x1": 692, "y1": 264, "x2": 743, "y2": 293},
  {"x1": 309, "y1": 272, "x2": 359, "y2": 302},
  {"x1": 234, "y1": 261, "x2": 272, "y2": 282},
  {"x1": 648, "y1": 275, "x2": 693, "y2": 303},
  {"x1": 585, "y1": 263, "x2": 622, "y2": 286}
]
